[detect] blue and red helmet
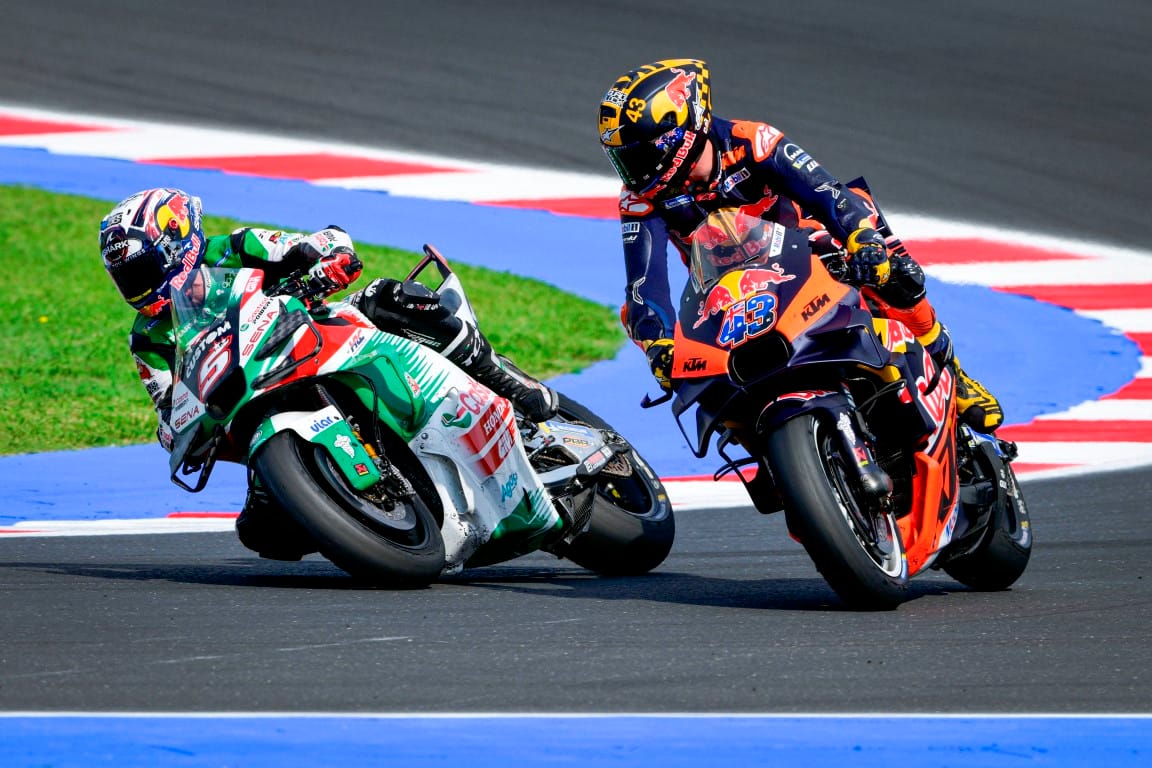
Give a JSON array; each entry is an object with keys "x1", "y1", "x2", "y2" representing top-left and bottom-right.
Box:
[
  {"x1": 100, "y1": 188, "x2": 205, "y2": 317},
  {"x1": 599, "y1": 59, "x2": 712, "y2": 197}
]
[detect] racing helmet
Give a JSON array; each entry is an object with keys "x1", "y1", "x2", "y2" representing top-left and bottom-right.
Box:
[
  {"x1": 99, "y1": 188, "x2": 205, "y2": 317},
  {"x1": 598, "y1": 58, "x2": 712, "y2": 196}
]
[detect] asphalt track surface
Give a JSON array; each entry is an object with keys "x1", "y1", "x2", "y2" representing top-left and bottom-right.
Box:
[{"x1": 1, "y1": 0, "x2": 1151, "y2": 726}]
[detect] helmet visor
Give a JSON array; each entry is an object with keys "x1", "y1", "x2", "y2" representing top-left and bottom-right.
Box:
[
  {"x1": 606, "y1": 126, "x2": 703, "y2": 196},
  {"x1": 604, "y1": 142, "x2": 667, "y2": 193},
  {"x1": 605, "y1": 125, "x2": 690, "y2": 192},
  {"x1": 107, "y1": 247, "x2": 169, "y2": 307}
]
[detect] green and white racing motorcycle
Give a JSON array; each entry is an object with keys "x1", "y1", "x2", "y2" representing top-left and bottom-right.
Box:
[{"x1": 167, "y1": 244, "x2": 674, "y2": 586}]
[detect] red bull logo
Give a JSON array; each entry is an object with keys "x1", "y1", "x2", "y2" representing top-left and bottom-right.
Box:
[
  {"x1": 694, "y1": 213, "x2": 760, "y2": 249},
  {"x1": 738, "y1": 265, "x2": 795, "y2": 293},
  {"x1": 693, "y1": 266, "x2": 795, "y2": 329},
  {"x1": 166, "y1": 234, "x2": 204, "y2": 290},
  {"x1": 664, "y1": 68, "x2": 696, "y2": 108},
  {"x1": 694, "y1": 283, "x2": 737, "y2": 329},
  {"x1": 656, "y1": 129, "x2": 697, "y2": 184},
  {"x1": 156, "y1": 193, "x2": 191, "y2": 238}
]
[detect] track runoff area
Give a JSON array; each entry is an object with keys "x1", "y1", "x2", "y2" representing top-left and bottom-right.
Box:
[{"x1": 1, "y1": 104, "x2": 1150, "y2": 535}]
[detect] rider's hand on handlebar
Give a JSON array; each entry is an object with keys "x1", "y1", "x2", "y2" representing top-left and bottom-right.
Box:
[
  {"x1": 644, "y1": 338, "x2": 675, "y2": 393},
  {"x1": 845, "y1": 227, "x2": 891, "y2": 287},
  {"x1": 303, "y1": 250, "x2": 363, "y2": 296}
]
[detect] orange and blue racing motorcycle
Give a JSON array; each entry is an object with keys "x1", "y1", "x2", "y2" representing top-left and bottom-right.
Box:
[{"x1": 646, "y1": 205, "x2": 1031, "y2": 609}]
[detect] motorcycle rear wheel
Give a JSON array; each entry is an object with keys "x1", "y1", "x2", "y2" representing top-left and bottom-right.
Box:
[
  {"x1": 549, "y1": 394, "x2": 675, "y2": 576},
  {"x1": 254, "y1": 431, "x2": 445, "y2": 587},
  {"x1": 943, "y1": 460, "x2": 1032, "y2": 590},
  {"x1": 766, "y1": 413, "x2": 908, "y2": 610}
]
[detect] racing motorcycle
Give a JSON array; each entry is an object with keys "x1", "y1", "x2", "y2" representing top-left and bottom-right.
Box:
[
  {"x1": 646, "y1": 198, "x2": 1031, "y2": 609},
  {"x1": 166, "y1": 244, "x2": 674, "y2": 586}
]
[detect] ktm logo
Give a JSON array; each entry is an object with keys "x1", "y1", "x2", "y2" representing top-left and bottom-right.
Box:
[
  {"x1": 801, "y1": 293, "x2": 831, "y2": 320},
  {"x1": 681, "y1": 357, "x2": 707, "y2": 373}
]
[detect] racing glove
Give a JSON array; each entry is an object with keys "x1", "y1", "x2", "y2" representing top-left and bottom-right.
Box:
[
  {"x1": 303, "y1": 250, "x2": 363, "y2": 296},
  {"x1": 844, "y1": 227, "x2": 891, "y2": 287},
  {"x1": 643, "y1": 338, "x2": 675, "y2": 392}
]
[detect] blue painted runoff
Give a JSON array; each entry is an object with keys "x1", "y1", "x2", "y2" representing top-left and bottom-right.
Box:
[
  {"x1": 0, "y1": 715, "x2": 1149, "y2": 767},
  {"x1": 0, "y1": 145, "x2": 1142, "y2": 523}
]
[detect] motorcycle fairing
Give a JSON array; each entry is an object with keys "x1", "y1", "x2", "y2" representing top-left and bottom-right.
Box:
[
  {"x1": 409, "y1": 364, "x2": 561, "y2": 574},
  {"x1": 754, "y1": 388, "x2": 848, "y2": 436},
  {"x1": 669, "y1": 378, "x2": 737, "y2": 458},
  {"x1": 893, "y1": 366, "x2": 961, "y2": 575},
  {"x1": 761, "y1": 299, "x2": 889, "y2": 375},
  {"x1": 871, "y1": 318, "x2": 954, "y2": 454},
  {"x1": 249, "y1": 405, "x2": 383, "y2": 491},
  {"x1": 675, "y1": 256, "x2": 881, "y2": 384},
  {"x1": 901, "y1": 430, "x2": 961, "y2": 575}
]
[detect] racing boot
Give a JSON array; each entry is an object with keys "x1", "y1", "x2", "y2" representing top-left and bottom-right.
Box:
[
  {"x1": 235, "y1": 483, "x2": 318, "y2": 561},
  {"x1": 444, "y1": 321, "x2": 560, "y2": 423},
  {"x1": 951, "y1": 356, "x2": 1004, "y2": 433}
]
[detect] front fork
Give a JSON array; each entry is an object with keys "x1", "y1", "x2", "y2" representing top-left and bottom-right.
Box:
[
  {"x1": 758, "y1": 388, "x2": 892, "y2": 499},
  {"x1": 828, "y1": 395, "x2": 893, "y2": 498}
]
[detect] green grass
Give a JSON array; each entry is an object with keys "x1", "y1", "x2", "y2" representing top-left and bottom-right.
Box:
[{"x1": 0, "y1": 185, "x2": 626, "y2": 456}]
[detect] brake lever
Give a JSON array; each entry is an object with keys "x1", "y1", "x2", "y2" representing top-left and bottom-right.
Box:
[
  {"x1": 641, "y1": 390, "x2": 674, "y2": 408},
  {"x1": 270, "y1": 272, "x2": 331, "y2": 306},
  {"x1": 821, "y1": 252, "x2": 850, "y2": 282}
]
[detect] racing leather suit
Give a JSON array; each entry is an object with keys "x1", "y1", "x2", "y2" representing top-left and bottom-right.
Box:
[
  {"x1": 619, "y1": 117, "x2": 1003, "y2": 431},
  {"x1": 129, "y1": 226, "x2": 355, "y2": 447},
  {"x1": 620, "y1": 117, "x2": 937, "y2": 352}
]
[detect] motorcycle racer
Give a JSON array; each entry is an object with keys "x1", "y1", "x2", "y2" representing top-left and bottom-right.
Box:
[
  {"x1": 100, "y1": 187, "x2": 557, "y2": 558},
  {"x1": 598, "y1": 59, "x2": 1002, "y2": 433}
]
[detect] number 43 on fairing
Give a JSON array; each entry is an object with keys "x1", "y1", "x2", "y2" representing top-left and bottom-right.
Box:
[{"x1": 716, "y1": 293, "x2": 778, "y2": 348}]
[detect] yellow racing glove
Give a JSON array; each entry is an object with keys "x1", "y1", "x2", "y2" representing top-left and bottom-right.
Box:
[
  {"x1": 845, "y1": 227, "x2": 891, "y2": 286},
  {"x1": 643, "y1": 338, "x2": 675, "y2": 392}
]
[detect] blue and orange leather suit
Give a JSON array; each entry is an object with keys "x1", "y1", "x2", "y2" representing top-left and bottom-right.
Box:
[{"x1": 618, "y1": 116, "x2": 950, "y2": 366}]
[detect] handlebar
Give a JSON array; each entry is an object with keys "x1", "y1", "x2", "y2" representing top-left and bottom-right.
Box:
[
  {"x1": 268, "y1": 270, "x2": 326, "y2": 302},
  {"x1": 819, "y1": 250, "x2": 850, "y2": 283}
]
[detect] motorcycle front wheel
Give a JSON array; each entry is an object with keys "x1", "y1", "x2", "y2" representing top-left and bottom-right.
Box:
[
  {"x1": 765, "y1": 413, "x2": 908, "y2": 610},
  {"x1": 254, "y1": 431, "x2": 445, "y2": 587},
  {"x1": 548, "y1": 394, "x2": 676, "y2": 576}
]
